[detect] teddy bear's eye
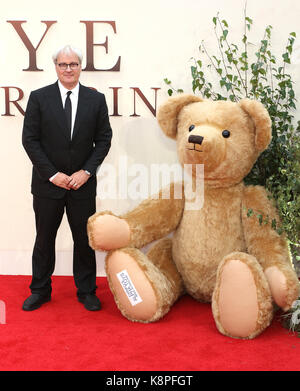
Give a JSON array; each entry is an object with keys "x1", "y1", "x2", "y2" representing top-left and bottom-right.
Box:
[
  {"x1": 222, "y1": 130, "x2": 230, "y2": 138},
  {"x1": 189, "y1": 125, "x2": 195, "y2": 132}
]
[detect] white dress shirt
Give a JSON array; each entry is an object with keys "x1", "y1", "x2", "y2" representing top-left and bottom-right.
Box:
[
  {"x1": 58, "y1": 80, "x2": 79, "y2": 139},
  {"x1": 49, "y1": 81, "x2": 79, "y2": 182}
]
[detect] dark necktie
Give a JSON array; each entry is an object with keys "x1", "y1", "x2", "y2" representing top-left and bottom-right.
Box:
[{"x1": 64, "y1": 91, "x2": 72, "y2": 137}]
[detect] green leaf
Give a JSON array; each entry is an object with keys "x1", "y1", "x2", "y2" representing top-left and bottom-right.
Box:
[
  {"x1": 271, "y1": 219, "x2": 277, "y2": 230},
  {"x1": 225, "y1": 82, "x2": 232, "y2": 91},
  {"x1": 222, "y1": 19, "x2": 228, "y2": 27},
  {"x1": 282, "y1": 53, "x2": 290, "y2": 63},
  {"x1": 247, "y1": 208, "x2": 254, "y2": 217},
  {"x1": 191, "y1": 66, "x2": 197, "y2": 77}
]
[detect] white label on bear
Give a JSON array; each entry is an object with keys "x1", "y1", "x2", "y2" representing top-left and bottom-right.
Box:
[{"x1": 116, "y1": 269, "x2": 143, "y2": 306}]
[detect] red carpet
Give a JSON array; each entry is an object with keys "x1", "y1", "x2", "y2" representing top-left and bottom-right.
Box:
[{"x1": 0, "y1": 275, "x2": 299, "y2": 372}]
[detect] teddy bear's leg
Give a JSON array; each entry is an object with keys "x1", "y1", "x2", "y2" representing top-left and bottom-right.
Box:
[
  {"x1": 212, "y1": 252, "x2": 274, "y2": 339},
  {"x1": 105, "y1": 238, "x2": 184, "y2": 323}
]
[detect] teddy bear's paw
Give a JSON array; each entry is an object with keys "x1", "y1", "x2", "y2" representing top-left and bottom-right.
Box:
[
  {"x1": 212, "y1": 255, "x2": 273, "y2": 339},
  {"x1": 264, "y1": 266, "x2": 300, "y2": 311},
  {"x1": 88, "y1": 214, "x2": 130, "y2": 251},
  {"x1": 106, "y1": 249, "x2": 159, "y2": 322}
]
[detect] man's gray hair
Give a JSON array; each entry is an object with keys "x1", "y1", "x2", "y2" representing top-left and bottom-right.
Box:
[{"x1": 52, "y1": 45, "x2": 83, "y2": 64}]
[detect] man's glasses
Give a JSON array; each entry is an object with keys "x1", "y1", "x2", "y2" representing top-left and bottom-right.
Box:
[{"x1": 56, "y1": 62, "x2": 79, "y2": 70}]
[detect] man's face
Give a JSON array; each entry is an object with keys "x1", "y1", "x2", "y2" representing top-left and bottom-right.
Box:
[{"x1": 55, "y1": 52, "x2": 82, "y2": 89}]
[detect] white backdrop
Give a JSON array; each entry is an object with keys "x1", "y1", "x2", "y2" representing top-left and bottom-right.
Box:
[{"x1": 1, "y1": 0, "x2": 300, "y2": 276}]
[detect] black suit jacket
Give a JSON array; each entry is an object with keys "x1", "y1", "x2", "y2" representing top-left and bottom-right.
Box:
[{"x1": 22, "y1": 81, "x2": 112, "y2": 199}]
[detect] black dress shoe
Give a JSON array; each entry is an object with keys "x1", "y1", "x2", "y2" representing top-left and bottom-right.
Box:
[
  {"x1": 78, "y1": 294, "x2": 101, "y2": 311},
  {"x1": 22, "y1": 293, "x2": 51, "y2": 311}
]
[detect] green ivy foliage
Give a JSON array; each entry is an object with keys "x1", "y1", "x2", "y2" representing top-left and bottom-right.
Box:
[{"x1": 164, "y1": 10, "x2": 300, "y2": 268}]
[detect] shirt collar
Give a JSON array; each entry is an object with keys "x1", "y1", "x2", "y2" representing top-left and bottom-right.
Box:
[{"x1": 58, "y1": 80, "x2": 80, "y2": 98}]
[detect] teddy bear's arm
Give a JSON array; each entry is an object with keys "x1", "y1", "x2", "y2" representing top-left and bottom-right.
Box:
[
  {"x1": 87, "y1": 182, "x2": 185, "y2": 251},
  {"x1": 241, "y1": 185, "x2": 299, "y2": 310},
  {"x1": 241, "y1": 185, "x2": 291, "y2": 269},
  {"x1": 122, "y1": 182, "x2": 185, "y2": 248}
]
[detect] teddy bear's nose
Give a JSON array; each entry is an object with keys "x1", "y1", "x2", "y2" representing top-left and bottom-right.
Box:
[{"x1": 188, "y1": 135, "x2": 204, "y2": 145}]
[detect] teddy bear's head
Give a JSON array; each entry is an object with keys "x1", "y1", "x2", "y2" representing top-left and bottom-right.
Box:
[{"x1": 157, "y1": 94, "x2": 272, "y2": 187}]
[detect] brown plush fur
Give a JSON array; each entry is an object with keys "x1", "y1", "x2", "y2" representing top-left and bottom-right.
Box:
[
  {"x1": 88, "y1": 94, "x2": 299, "y2": 339},
  {"x1": 123, "y1": 183, "x2": 185, "y2": 249},
  {"x1": 147, "y1": 238, "x2": 185, "y2": 299}
]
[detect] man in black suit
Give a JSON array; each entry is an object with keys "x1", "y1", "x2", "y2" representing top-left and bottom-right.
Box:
[{"x1": 22, "y1": 45, "x2": 112, "y2": 311}]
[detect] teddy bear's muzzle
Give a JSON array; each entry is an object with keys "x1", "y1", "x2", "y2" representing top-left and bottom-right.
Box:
[{"x1": 185, "y1": 125, "x2": 226, "y2": 172}]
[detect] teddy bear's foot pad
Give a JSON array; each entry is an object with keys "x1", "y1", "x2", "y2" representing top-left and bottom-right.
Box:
[
  {"x1": 106, "y1": 250, "x2": 158, "y2": 321},
  {"x1": 264, "y1": 266, "x2": 297, "y2": 311},
  {"x1": 88, "y1": 213, "x2": 130, "y2": 251},
  {"x1": 214, "y1": 259, "x2": 260, "y2": 339}
]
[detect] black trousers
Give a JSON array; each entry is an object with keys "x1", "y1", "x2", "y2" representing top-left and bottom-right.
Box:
[{"x1": 30, "y1": 193, "x2": 96, "y2": 297}]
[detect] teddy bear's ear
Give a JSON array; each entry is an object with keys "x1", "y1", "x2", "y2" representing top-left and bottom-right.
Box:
[
  {"x1": 157, "y1": 94, "x2": 203, "y2": 139},
  {"x1": 239, "y1": 99, "x2": 272, "y2": 152}
]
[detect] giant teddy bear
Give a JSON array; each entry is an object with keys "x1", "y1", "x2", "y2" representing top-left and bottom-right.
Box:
[{"x1": 87, "y1": 94, "x2": 300, "y2": 339}]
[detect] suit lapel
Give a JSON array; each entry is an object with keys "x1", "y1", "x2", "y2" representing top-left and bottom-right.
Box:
[{"x1": 47, "y1": 82, "x2": 70, "y2": 140}]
